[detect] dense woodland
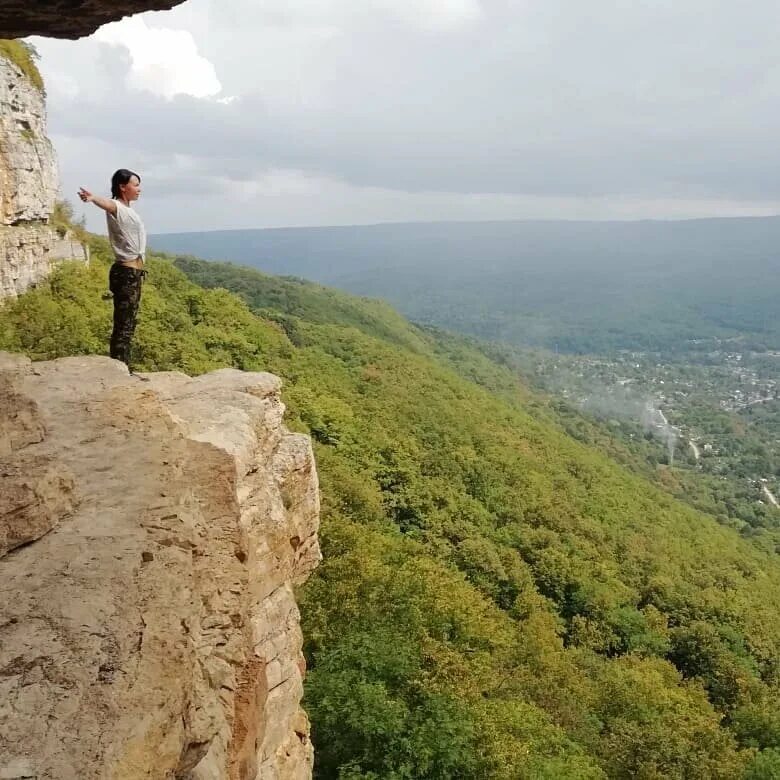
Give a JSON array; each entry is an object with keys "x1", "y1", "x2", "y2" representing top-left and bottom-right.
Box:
[{"x1": 2, "y1": 238, "x2": 780, "y2": 778}]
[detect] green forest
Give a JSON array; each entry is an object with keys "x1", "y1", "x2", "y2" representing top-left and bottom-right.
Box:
[{"x1": 3, "y1": 237, "x2": 780, "y2": 778}]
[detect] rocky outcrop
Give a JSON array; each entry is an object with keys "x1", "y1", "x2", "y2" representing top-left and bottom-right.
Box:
[
  {"x1": 0, "y1": 1, "x2": 187, "y2": 39},
  {"x1": 0, "y1": 353, "x2": 321, "y2": 779},
  {"x1": 0, "y1": 52, "x2": 88, "y2": 298},
  {"x1": 0, "y1": 58, "x2": 57, "y2": 224},
  {"x1": 0, "y1": 224, "x2": 89, "y2": 298}
]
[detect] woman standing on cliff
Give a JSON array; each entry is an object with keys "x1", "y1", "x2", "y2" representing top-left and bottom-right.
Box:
[{"x1": 77, "y1": 169, "x2": 146, "y2": 370}]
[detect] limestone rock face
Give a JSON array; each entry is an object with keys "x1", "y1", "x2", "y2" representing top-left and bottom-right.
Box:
[
  {"x1": 0, "y1": 54, "x2": 88, "y2": 298},
  {"x1": 0, "y1": 360, "x2": 76, "y2": 556},
  {"x1": 0, "y1": 57, "x2": 57, "y2": 223},
  {"x1": 0, "y1": 1, "x2": 187, "y2": 39},
  {"x1": 0, "y1": 354, "x2": 321, "y2": 779},
  {"x1": 0, "y1": 223, "x2": 89, "y2": 298}
]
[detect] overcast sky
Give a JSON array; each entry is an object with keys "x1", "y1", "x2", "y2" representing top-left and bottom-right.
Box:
[{"x1": 30, "y1": 0, "x2": 780, "y2": 233}]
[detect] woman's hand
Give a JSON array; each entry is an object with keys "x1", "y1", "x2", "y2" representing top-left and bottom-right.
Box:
[{"x1": 77, "y1": 188, "x2": 117, "y2": 215}]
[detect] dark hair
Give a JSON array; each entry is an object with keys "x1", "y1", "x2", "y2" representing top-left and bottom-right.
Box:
[{"x1": 110, "y1": 169, "x2": 140, "y2": 199}]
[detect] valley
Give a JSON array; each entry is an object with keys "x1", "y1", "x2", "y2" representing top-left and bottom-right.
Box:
[{"x1": 508, "y1": 343, "x2": 780, "y2": 539}]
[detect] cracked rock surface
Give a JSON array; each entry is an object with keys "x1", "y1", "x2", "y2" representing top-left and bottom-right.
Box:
[{"x1": 0, "y1": 354, "x2": 320, "y2": 779}]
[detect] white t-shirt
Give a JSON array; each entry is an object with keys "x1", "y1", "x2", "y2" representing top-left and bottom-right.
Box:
[{"x1": 107, "y1": 200, "x2": 146, "y2": 262}]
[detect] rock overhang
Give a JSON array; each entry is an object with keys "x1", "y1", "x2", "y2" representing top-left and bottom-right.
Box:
[{"x1": 0, "y1": 1, "x2": 187, "y2": 40}]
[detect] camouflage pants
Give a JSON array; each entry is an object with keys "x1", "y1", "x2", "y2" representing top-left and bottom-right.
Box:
[{"x1": 109, "y1": 263, "x2": 145, "y2": 367}]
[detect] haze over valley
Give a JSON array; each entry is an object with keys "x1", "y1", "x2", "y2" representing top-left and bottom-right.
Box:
[
  {"x1": 156, "y1": 216, "x2": 780, "y2": 543},
  {"x1": 152, "y1": 216, "x2": 780, "y2": 354}
]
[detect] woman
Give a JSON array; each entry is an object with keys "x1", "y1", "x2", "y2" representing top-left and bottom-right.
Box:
[{"x1": 78, "y1": 169, "x2": 146, "y2": 370}]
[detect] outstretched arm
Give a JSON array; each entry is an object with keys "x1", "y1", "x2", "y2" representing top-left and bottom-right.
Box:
[{"x1": 78, "y1": 187, "x2": 117, "y2": 215}]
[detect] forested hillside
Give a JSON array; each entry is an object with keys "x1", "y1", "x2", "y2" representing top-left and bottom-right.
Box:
[{"x1": 2, "y1": 239, "x2": 780, "y2": 778}]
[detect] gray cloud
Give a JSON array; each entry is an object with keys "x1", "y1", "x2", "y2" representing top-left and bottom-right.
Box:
[{"x1": 31, "y1": 0, "x2": 780, "y2": 231}]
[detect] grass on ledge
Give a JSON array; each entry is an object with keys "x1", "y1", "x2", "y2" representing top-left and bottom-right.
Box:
[{"x1": 0, "y1": 39, "x2": 44, "y2": 92}]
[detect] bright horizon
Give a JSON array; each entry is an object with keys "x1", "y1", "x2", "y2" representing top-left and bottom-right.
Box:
[{"x1": 148, "y1": 212, "x2": 780, "y2": 236}]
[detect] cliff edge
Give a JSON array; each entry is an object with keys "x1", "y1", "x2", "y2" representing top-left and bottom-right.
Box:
[{"x1": 0, "y1": 353, "x2": 321, "y2": 779}]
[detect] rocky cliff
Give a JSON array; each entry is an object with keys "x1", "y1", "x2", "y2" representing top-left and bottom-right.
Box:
[
  {"x1": 0, "y1": 353, "x2": 321, "y2": 779},
  {"x1": 0, "y1": 49, "x2": 87, "y2": 299}
]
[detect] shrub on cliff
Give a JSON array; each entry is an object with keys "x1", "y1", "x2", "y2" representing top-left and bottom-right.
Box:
[{"x1": 0, "y1": 39, "x2": 43, "y2": 91}]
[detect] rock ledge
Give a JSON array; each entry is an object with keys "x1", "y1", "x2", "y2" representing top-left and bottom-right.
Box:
[{"x1": 0, "y1": 354, "x2": 320, "y2": 779}]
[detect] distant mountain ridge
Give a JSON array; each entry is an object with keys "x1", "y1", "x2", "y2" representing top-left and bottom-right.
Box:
[{"x1": 151, "y1": 217, "x2": 780, "y2": 354}]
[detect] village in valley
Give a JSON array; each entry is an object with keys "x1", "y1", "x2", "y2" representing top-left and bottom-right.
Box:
[{"x1": 514, "y1": 342, "x2": 780, "y2": 532}]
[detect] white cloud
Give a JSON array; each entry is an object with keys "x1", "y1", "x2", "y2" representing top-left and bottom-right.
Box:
[
  {"x1": 93, "y1": 16, "x2": 223, "y2": 100},
  {"x1": 377, "y1": 0, "x2": 483, "y2": 30},
  {"x1": 215, "y1": 0, "x2": 482, "y2": 31},
  {"x1": 31, "y1": 0, "x2": 780, "y2": 231}
]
